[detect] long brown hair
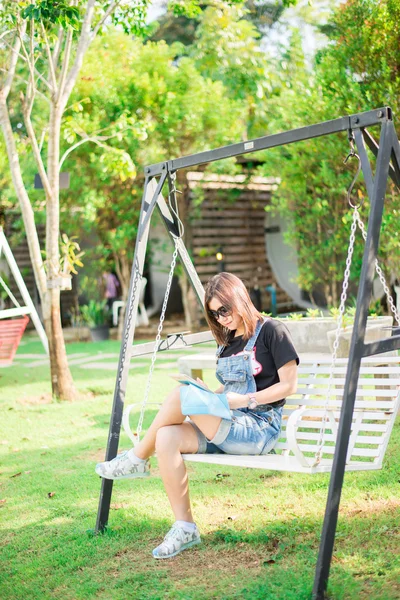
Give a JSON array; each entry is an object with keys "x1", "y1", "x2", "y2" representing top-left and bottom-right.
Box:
[{"x1": 205, "y1": 272, "x2": 264, "y2": 345}]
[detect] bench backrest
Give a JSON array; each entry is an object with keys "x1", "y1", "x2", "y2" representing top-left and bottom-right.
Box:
[{"x1": 276, "y1": 356, "x2": 400, "y2": 467}]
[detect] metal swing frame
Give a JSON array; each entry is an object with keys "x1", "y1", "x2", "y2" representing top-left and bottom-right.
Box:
[{"x1": 96, "y1": 106, "x2": 400, "y2": 600}]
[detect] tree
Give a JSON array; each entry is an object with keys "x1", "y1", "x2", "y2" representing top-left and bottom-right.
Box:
[
  {"x1": 60, "y1": 29, "x2": 247, "y2": 328},
  {"x1": 0, "y1": 0, "x2": 215, "y2": 399},
  {"x1": 259, "y1": 0, "x2": 400, "y2": 307},
  {"x1": 150, "y1": 0, "x2": 291, "y2": 46}
]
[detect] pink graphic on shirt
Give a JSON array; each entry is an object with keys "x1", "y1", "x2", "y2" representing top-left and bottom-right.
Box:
[{"x1": 231, "y1": 347, "x2": 262, "y2": 375}]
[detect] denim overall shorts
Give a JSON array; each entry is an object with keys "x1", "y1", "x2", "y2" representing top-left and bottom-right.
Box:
[{"x1": 191, "y1": 318, "x2": 283, "y2": 455}]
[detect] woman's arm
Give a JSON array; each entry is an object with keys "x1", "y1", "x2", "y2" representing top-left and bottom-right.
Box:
[{"x1": 226, "y1": 360, "x2": 298, "y2": 409}]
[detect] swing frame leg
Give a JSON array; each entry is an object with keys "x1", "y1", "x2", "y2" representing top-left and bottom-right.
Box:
[
  {"x1": 95, "y1": 176, "x2": 205, "y2": 533},
  {"x1": 312, "y1": 120, "x2": 400, "y2": 599}
]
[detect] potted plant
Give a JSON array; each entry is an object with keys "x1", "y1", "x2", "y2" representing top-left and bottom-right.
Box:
[{"x1": 80, "y1": 300, "x2": 110, "y2": 341}]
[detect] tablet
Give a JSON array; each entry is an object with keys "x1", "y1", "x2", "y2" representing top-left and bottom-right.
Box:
[{"x1": 170, "y1": 373, "x2": 210, "y2": 392}]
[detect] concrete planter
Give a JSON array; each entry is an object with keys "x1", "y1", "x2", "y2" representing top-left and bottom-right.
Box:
[
  {"x1": 282, "y1": 319, "x2": 337, "y2": 353},
  {"x1": 327, "y1": 316, "x2": 393, "y2": 358},
  {"x1": 282, "y1": 316, "x2": 393, "y2": 356}
]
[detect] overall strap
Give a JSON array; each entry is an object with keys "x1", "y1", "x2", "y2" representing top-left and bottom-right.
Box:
[
  {"x1": 243, "y1": 317, "x2": 266, "y2": 352},
  {"x1": 216, "y1": 344, "x2": 225, "y2": 358}
]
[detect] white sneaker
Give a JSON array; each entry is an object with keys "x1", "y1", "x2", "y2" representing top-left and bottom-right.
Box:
[
  {"x1": 152, "y1": 523, "x2": 201, "y2": 559},
  {"x1": 95, "y1": 451, "x2": 150, "y2": 480}
]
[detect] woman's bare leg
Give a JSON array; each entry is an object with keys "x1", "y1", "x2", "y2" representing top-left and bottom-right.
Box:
[
  {"x1": 155, "y1": 422, "x2": 199, "y2": 522},
  {"x1": 134, "y1": 386, "x2": 221, "y2": 460}
]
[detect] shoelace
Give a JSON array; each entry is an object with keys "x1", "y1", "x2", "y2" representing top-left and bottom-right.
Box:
[{"x1": 163, "y1": 526, "x2": 186, "y2": 545}]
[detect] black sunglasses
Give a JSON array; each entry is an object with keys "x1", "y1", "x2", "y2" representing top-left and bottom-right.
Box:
[{"x1": 208, "y1": 306, "x2": 231, "y2": 320}]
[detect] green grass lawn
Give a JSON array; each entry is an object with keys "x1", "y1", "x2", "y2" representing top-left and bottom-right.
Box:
[{"x1": 0, "y1": 337, "x2": 399, "y2": 599}]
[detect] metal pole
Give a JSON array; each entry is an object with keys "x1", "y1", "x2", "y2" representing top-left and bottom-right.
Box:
[
  {"x1": 312, "y1": 121, "x2": 393, "y2": 599},
  {"x1": 95, "y1": 177, "x2": 157, "y2": 532}
]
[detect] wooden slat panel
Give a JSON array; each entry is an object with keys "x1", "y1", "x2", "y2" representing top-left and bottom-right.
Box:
[
  {"x1": 195, "y1": 217, "x2": 266, "y2": 228},
  {"x1": 194, "y1": 249, "x2": 268, "y2": 261},
  {"x1": 199, "y1": 200, "x2": 269, "y2": 209},
  {"x1": 193, "y1": 235, "x2": 264, "y2": 245},
  {"x1": 190, "y1": 186, "x2": 293, "y2": 310},
  {"x1": 193, "y1": 226, "x2": 265, "y2": 237}
]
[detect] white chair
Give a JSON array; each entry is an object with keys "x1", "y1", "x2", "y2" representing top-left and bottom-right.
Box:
[{"x1": 112, "y1": 277, "x2": 148, "y2": 327}]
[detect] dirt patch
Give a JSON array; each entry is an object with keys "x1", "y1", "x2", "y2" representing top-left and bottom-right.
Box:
[
  {"x1": 84, "y1": 448, "x2": 107, "y2": 462},
  {"x1": 17, "y1": 393, "x2": 52, "y2": 406},
  {"x1": 158, "y1": 544, "x2": 275, "y2": 579},
  {"x1": 342, "y1": 497, "x2": 400, "y2": 518},
  {"x1": 110, "y1": 540, "x2": 278, "y2": 582}
]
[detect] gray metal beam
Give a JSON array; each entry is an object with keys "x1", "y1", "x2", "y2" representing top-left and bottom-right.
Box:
[
  {"x1": 146, "y1": 107, "x2": 391, "y2": 176},
  {"x1": 354, "y1": 129, "x2": 374, "y2": 199},
  {"x1": 362, "y1": 127, "x2": 400, "y2": 189},
  {"x1": 362, "y1": 334, "x2": 400, "y2": 357}
]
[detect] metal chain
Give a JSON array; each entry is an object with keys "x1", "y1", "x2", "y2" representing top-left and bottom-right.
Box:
[
  {"x1": 134, "y1": 239, "x2": 180, "y2": 444},
  {"x1": 313, "y1": 208, "x2": 359, "y2": 466},
  {"x1": 117, "y1": 259, "x2": 141, "y2": 392},
  {"x1": 354, "y1": 212, "x2": 400, "y2": 326}
]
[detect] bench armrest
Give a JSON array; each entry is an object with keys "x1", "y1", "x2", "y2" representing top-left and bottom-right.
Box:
[
  {"x1": 122, "y1": 402, "x2": 162, "y2": 446},
  {"x1": 286, "y1": 406, "x2": 338, "y2": 468}
]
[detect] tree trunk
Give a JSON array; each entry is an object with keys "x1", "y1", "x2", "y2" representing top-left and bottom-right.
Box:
[
  {"x1": 0, "y1": 101, "x2": 46, "y2": 298},
  {"x1": 45, "y1": 103, "x2": 76, "y2": 400}
]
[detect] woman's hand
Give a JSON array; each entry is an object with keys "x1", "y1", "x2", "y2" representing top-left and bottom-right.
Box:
[
  {"x1": 196, "y1": 377, "x2": 209, "y2": 389},
  {"x1": 226, "y1": 392, "x2": 248, "y2": 409}
]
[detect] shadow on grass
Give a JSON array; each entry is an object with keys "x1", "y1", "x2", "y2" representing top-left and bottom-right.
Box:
[
  {"x1": 0, "y1": 497, "x2": 399, "y2": 600},
  {"x1": 1, "y1": 381, "x2": 399, "y2": 600}
]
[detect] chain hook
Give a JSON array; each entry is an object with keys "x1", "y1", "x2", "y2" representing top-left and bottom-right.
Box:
[{"x1": 344, "y1": 130, "x2": 363, "y2": 209}]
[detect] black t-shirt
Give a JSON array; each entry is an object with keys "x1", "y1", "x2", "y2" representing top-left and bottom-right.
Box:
[{"x1": 220, "y1": 318, "x2": 299, "y2": 408}]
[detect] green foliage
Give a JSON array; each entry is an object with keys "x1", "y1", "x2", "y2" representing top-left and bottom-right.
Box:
[
  {"x1": 287, "y1": 312, "x2": 303, "y2": 320},
  {"x1": 259, "y1": 1, "x2": 400, "y2": 306},
  {"x1": 80, "y1": 299, "x2": 108, "y2": 327},
  {"x1": 61, "y1": 28, "x2": 248, "y2": 272},
  {"x1": 0, "y1": 273, "x2": 11, "y2": 301},
  {"x1": 21, "y1": 1, "x2": 80, "y2": 28},
  {"x1": 305, "y1": 308, "x2": 324, "y2": 319}
]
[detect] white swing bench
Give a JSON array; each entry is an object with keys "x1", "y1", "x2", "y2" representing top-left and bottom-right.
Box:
[{"x1": 181, "y1": 355, "x2": 400, "y2": 474}]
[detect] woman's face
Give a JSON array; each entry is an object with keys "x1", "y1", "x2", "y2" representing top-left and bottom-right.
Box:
[{"x1": 208, "y1": 297, "x2": 244, "y2": 333}]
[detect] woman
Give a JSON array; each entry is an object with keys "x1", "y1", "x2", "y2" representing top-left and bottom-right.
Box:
[{"x1": 95, "y1": 272, "x2": 299, "y2": 559}]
